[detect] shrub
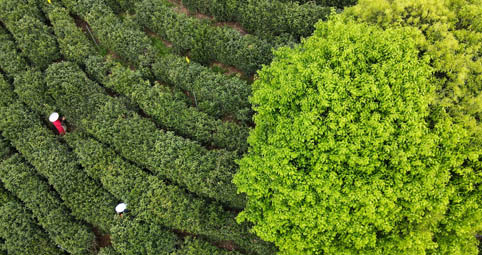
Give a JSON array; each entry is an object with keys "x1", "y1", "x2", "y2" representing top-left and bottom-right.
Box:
[
  {"x1": 110, "y1": 218, "x2": 177, "y2": 254},
  {"x1": 180, "y1": 0, "x2": 332, "y2": 40},
  {"x1": 85, "y1": 56, "x2": 249, "y2": 152},
  {"x1": 174, "y1": 237, "x2": 242, "y2": 255},
  {"x1": 0, "y1": 187, "x2": 63, "y2": 255},
  {"x1": 135, "y1": 0, "x2": 273, "y2": 74},
  {"x1": 60, "y1": 0, "x2": 252, "y2": 121},
  {"x1": 0, "y1": 102, "x2": 117, "y2": 232},
  {"x1": 0, "y1": 154, "x2": 96, "y2": 254},
  {"x1": 0, "y1": 0, "x2": 60, "y2": 70},
  {"x1": 0, "y1": 29, "x2": 28, "y2": 79},
  {"x1": 47, "y1": 7, "x2": 97, "y2": 64},
  {"x1": 234, "y1": 16, "x2": 480, "y2": 254},
  {"x1": 43, "y1": 61, "x2": 245, "y2": 208},
  {"x1": 66, "y1": 133, "x2": 276, "y2": 254}
]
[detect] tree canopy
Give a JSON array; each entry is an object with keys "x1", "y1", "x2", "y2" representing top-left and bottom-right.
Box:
[{"x1": 234, "y1": 14, "x2": 481, "y2": 254}]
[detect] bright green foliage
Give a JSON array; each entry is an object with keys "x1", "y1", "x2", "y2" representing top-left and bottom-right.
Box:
[
  {"x1": 0, "y1": 0, "x2": 60, "y2": 70},
  {"x1": 235, "y1": 16, "x2": 480, "y2": 254},
  {"x1": 0, "y1": 154, "x2": 95, "y2": 254},
  {"x1": 344, "y1": 0, "x2": 482, "y2": 144},
  {"x1": 0, "y1": 187, "x2": 64, "y2": 255},
  {"x1": 85, "y1": 56, "x2": 249, "y2": 152},
  {"x1": 344, "y1": 1, "x2": 482, "y2": 253},
  {"x1": 110, "y1": 218, "x2": 177, "y2": 254}
]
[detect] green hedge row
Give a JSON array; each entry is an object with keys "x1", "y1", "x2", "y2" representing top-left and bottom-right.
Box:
[
  {"x1": 98, "y1": 247, "x2": 118, "y2": 255},
  {"x1": 180, "y1": 0, "x2": 332, "y2": 40},
  {"x1": 41, "y1": 3, "x2": 250, "y2": 151},
  {"x1": 0, "y1": 100, "x2": 173, "y2": 254},
  {"x1": 0, "y1": 153, "x2": 96, "y2": 254},
  {"x1": 66, "y1": 133, "x2": 275, "y2": 254},
  {"x1": 0, "y1": 0, "x2": 60, "y2": 70},
  {"x1": 41, "y1": 61, "x2": 245, "y2": 208},
  {"x1": 0, "y1": 23, "x2": 194, "y2": 254},
  {"x1": 0, "y1": 29, "x2": 28, "y2": 79},
  {"x1": 0, "y1": 137, "x2": 10, "y2": 160},
  {"x1": 86, "y1": 56, "x2": 249, "y2": 152},
  {"x1": 110, "y1": 217, "x2": 178, "y2": 254},
  {"x1": 151, "y1": 55, "x2": 252, "y2": 122},
  {"x1": 278, "y1": 0, "x2": 356, "y2": 8},
  {"x1": 59, "y1": 0, "x2": 252, "y2": 121},
  {"x1": 1, "y1": 21, "x2": 245, "y2": 209},
  {"x1": 0, "y1": 186, "x2": 64, "y2": 255},
  {"x1": 135, "y1": 0, "x2": 273, "y2": 74},
  {"x1": 174, "y1": 237, "x2": 242, "y2": 255},
  {"x1": 0, "y1": 101, "x2": 117, "y2": 232},
  {"x1": 46, "y1": 6, "x2": 97, "y2": 64}
]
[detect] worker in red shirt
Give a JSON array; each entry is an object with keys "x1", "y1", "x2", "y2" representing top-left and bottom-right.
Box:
[{"x1": 49, "y1": 112, "x2": 67, "y2": 135}]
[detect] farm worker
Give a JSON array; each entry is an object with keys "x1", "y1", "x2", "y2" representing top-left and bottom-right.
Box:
[
  {"x1": 115, "y1": 203, "x2": 128, "y2": 217},
  {"x1": 49, "y1": 112, "x2": 66, "y2": 135}
]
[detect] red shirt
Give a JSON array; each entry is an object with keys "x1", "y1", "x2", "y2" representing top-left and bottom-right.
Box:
[{"x1": 52, "y1": 120, "x2": 65, "y2": 135}]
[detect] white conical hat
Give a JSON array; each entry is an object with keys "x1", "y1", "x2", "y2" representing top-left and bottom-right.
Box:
[
  {"x1": 115, "y1": 203, "x2": 127, "y2": 213},
  {"x1": 49, "y1": 112, "x2": 59, "y2": 122}
]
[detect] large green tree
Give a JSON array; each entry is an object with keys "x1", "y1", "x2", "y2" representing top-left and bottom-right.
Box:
[{"x1": 234, "y1": 15, "x2": 481, "y2": 254}]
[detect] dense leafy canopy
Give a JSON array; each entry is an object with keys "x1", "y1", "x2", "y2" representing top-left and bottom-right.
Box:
[{"x1": 235, "y1": 15, "x2": 481, "y2": 254}]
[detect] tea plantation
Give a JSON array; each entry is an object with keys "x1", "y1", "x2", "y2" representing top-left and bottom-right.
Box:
[{"x1": 0, "y1": 0, "x2": 480, "y2": 254}]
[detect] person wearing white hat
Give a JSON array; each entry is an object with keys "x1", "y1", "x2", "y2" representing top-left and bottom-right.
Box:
[
  {"x1": 115, "y1": 203, "x2": 128, "y2": 217},
  {"x1": 49, "y1": 112, "x2": 67, "y2": 135}
]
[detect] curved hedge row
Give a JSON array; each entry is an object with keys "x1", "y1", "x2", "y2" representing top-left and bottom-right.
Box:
[
  {"x1": 0, "y1": 101, "x2": 117, "y2": 232},
  {"x1": 151, "y1": 55, "x2": 252, "y2": 122},
  {"x1": 135, "y1": 0, "x2": 273, "y2": 74},
  {"x1": 0, "y1": 30, "x2": 118, "y2": 234},
  {"x1": 40, "y1": 3, "x2": 250, "y2": 152},
  {"x1": 0, "y1": 187, "x2": 64, "y2": 255},
  {"x1": 60, "y1": 0, "x2": 252, "y2": 121},
  {"x1": 1, "y1": 20, "x2": 245, "y2": 209},
  {"x1": 66, "y1": 133, "x2": 275, "y2": 254},
  {"x1": 180, "y1": 0, "x2": 332, "y2": 40},
  {"x1": 0, "y1": 153, "x2": 96, "y2": 254},
  {"x1": 46, "y1": 7, "x2": 97, "y2": 64},
  {"x1": 0, "y1": 28, "x2": 28, "y2": 79},
  {"x1": 0, "y1": 137, "x2": 10, "y2": 161},
  {"x1": 278, "y1": 0, "x2": 356, "y2": 8},
  {"x1": 41, "y1": 61, "x2": 245, "y2": 208},
  {"x1": 98, "y1": 247, "x2": 118, "y2": 255},
  {"x1": 175, "y1": 237, "x2": 242, "y2": 255},
  {"x1": 110, "y1": 217, "x2": 178, "y2": 254},
  {"x1": 0, "y1": 0, "x2": 60, "y2": 70},
  {"x1": 86, "y1": 56, "x2": 249, "y2": 152}
]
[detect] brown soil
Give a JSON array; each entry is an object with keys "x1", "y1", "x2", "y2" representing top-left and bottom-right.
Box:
[
  {"x1": 93, "y1": 227, "x2": 112, "y2": 249},
  {"x1": 215, "y1": 240, "x2": 236, "y2": 251},
  {"x1": 72, "y1": 15, "x2": 101, "y2": 46},
  {"x1": 211, "y1": 62, "x2": 244, "y2": 77},
  {"x1": 165, "y1": 0, "x2": 247, "y2": 35}
]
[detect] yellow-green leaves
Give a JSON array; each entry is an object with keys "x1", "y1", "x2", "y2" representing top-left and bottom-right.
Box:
[{"x1": 234, "y1": 15, "x2": 479, "y2": 254}]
